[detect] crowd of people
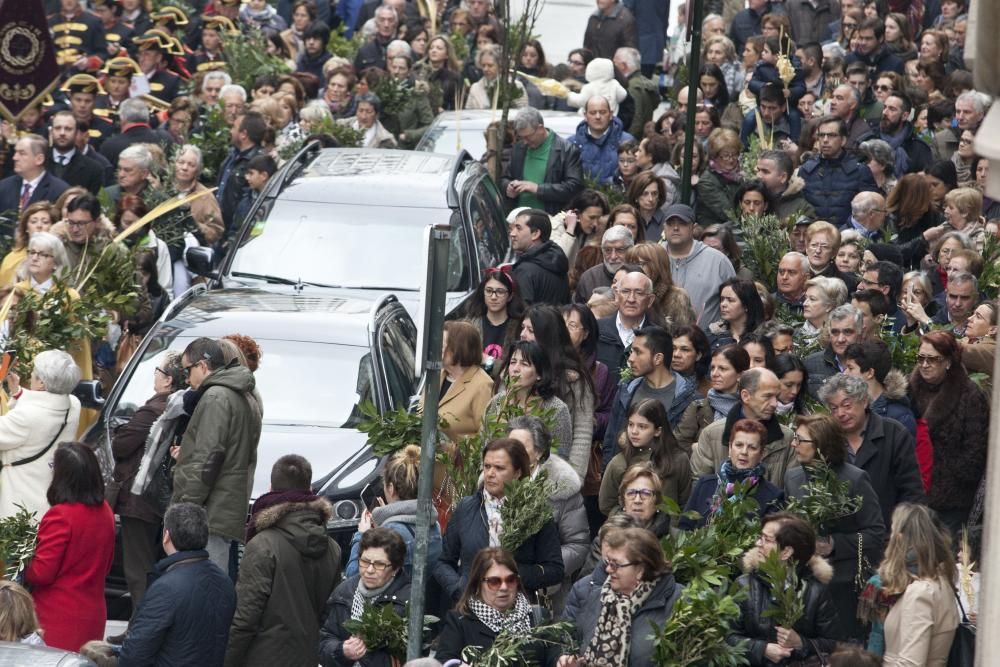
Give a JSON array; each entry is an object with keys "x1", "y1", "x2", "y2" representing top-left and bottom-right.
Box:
[{"x1": 0, "y1": 0, "x2": 994, "y2": 663}]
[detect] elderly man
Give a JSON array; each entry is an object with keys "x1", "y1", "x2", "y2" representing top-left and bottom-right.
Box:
[
  {"x1": 774, "y1": 252, "x2": 809, "y2": 314},
  {"x1": 354, "y1": 5, "x2": 397, "y2": 71},
  {"x1": 664, "y1": 203, "x2": 735, "y2": 328},
  {"x1": 613, "y1": 47, "x2": 659, "y2": 137},
  {"x1": 803, "y1": 303, "x2": 864, "y2": 399},
  {"x1": 500, "y1": 107, "x2": 583, "y2": 215},
  {"x1": 928, "y1": 272, "x2": 978, "y2": 336},
  {"x1": 0, "y1": 135, "x2": 69, "y2": 214},
  {"x1": 56, "y1": 193, "x2": 132, "y2": 278},
  {"x1": 201, "y1": 71, "x2": 232, "y2": 107},
  {"x1": 879, "y1": 93, "x2": 932, "y2": 174},
  {"x1": 800, "y1": 116, "x2": 878, "y2": 227},
  {"x1": 690, "y1": 368, "x2": 795, "y2": 487},
  {"x1": 829, "y1": 84, "x2": 875, "y2": 148},
  {"x1": 847, "y1": 192, "x2": 887, "y2": 241},
  {"x1": 100, "y1": 99, "x2": 164, "y2": 167},
  {"x1": 756, "y1": 150, "x2": 815, "y2": 223},
  {"x1": 220, "y1": 84, "x2": 248, "y2": 127},
  {"x1": 570, "y1": 96, "x2": 633, "y2": 185},
  {"x1": 818, "y1": 373, "x2": 924, "y2": 529},
  {"x1": 936, "y1": 90, "x2": 990, "y2": 158},
  {"x1": 595, "y1": 271, "x2": 654, "y2": 378},
  {"x1": 106, "y1": 144, "x2": 153, "y2": 209},
  {"x1": 574, "y1": 225, "x2": 633, "y2": 303},
  {"x1": 509, "y1": 208, "x2": 569, "y2": 305}
]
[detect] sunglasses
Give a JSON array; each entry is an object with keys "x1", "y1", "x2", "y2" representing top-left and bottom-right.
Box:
[{"x1": 483, "y1": 574, "x2": 519, "y2": 590}]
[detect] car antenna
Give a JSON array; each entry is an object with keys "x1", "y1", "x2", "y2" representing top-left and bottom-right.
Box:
[{"x1": 295, "y1": 277, "x2": 305, "y2": 292}]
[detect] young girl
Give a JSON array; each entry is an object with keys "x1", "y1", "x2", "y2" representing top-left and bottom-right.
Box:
[{"x1": 598, "y1": 399, "x2": 691, "y2": 515}]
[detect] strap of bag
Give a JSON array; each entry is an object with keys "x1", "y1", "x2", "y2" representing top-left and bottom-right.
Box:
[
  {"x1": 3, "y1": 408, "x2": 70, "y2": 468},
  {"x1": 954, "y1": 588, "x2": 970, "y2": 624}
]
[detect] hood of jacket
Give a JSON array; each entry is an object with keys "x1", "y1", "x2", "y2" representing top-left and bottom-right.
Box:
[
  {"x1": 741, "y1": 550, "x2": 834, "y2": 584},
  {"x1": 652, "y1": 161, "x2": 681, "y2": 185},
  {"x1": 781, "y1": 175, "x2": 806, "y2": 199},
  {"x1": 201, "y1": 361, "x2": 257, "y2": 396},
  {"x1": 253, "y1": 496, "x2": 334, "y2": 558},
  {"x1": 585, "y1": 57, "x2": 616, "y2": 84},
  {"x1": 371, "y1": 497, "x2": 437, "y2": 530},
  {"x1": 672, "y1": 239, "x2": 709, "y2": 266},
  {"x1": 882, "y1": 369, "x2": 909, "y2": 400},
  {"x1": 540, "y1": 453, "x2": 582, "y2": 501},
  {"x1": 519, "y1": 239, "x2": 569, "y2": 276}
]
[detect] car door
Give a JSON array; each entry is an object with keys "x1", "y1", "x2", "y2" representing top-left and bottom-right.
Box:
[
  {"x1": 463, "y1": 175, "x2": 513, "y2": 280},
  {"x1": 370, "y1": 296, "x2": 418, "y2": 411}
]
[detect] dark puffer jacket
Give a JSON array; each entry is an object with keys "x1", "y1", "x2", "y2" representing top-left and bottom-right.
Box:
[
  {"x1": 728, "y1": 552, "x2": 843, "y2": 666},
  {"x1": 225, "y1": 497, "x2": 342, "y2": 667},
  {"x1": 112, "y1": 391, "x2": 169, "y2": 523},
  {"x1": 318, "y1": 573, "x2": 410, "y2": 667},
  {"x1": 119, "y1": 550, "x2": 236, "y2": 667},
  {"x1": 799, "y1": 150, "x2": 879, "y2": 227},
  {"x1": 511, "y1": 240, "x2": 571, "y2": 305},
  {"x1": 570, "y1": 116, "x2": 634, "y2": 184}
]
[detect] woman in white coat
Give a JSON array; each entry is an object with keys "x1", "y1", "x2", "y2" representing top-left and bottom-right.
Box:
[{"x1": 0, "y1": 350, "x2": 82, "y2": 519}]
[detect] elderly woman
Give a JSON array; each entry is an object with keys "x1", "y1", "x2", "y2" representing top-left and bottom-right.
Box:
[
  {"x1": 859, "y1": 138, "x2": 897, "y2": 194},
  {"x1": 909, "y1": 331, "x2": 989, "y2": 536},
  {"x1": 319, "y1": 528, "x2": 410, "y2": 667},
  {"x1": 437, "y1": 547, "x2": 559, "y2": 664},
  {"x1": 0, "y1": 350, "x2": 81, "y2": 518},
  {"x1": 322, "y1": 66, "x2": 357, "y2": 120},
  {"x1": 729, "y1": 513, "x2": 843, "y2": 665},
  {"x1": 695, "y1": 128, "x2": 744, "y2": 228},
  {"x1": 171, "y1": 144, "x2": 224, "y2": 295},
  {"x1": 785, "y1": 414, "x2": 885, "y2": 639},
  {"x1": 932, "y1": 187, "x2": 986, "y2": 253},
  {"x1": 0, "y1": 202, "x2": 55, "y2": 287},
  {"x1": 559, "y1": 527, "x2": 683, "y2": 667},
  {"x1": 344, "y1": 92, "x2": 397, "y2": 149},
  {"x1": 624, "y1": 242, "x2": 695, "y2": 326},
  {"x1": 681, "y1": 419, "x2": 784, "y2": 530},
  {"x1": 465, "y1": 44, "x2": 528, "y2": 110},
  {"x1": 432, "y1": 438, "x2": 564, "y2": 603},
  {"x1": 805, "y1": 220, "x2": 859, "y2": 292},
  {"x1": 703, "y1": 34, "x2": 744, "y2": 100},
  {"x1": 800, "y1": 276, "x2": 848, "y2": 344},
  {"x1": 24, "y1": 443, "x2": 114, "y2": 652}
]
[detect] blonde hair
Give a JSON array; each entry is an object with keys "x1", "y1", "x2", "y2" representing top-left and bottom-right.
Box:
[
  {"x1": 617, "y1": 462, "x2": 663, "y2": 507},
  {"x1": 878, "y1": 503, "x2": 955, "y2": 595},
  {"x1": 706, "y1": 127, "x2": 741, "y2": 160},
  {"x1": 805, "y1": 275, "x2": 848, "y2": 309},
  {"x1": 806, "y1": 220, "x2": 841, "y2": 253},
  {"x1": 944, "y1": 187, "x2": 983, "y2": 223},
  {"x1": 0, "y1": 580, "x2": 39, "y2": 642},
  {"x1": 383, "y1": 444, "x2": 421, "y2": 500}
]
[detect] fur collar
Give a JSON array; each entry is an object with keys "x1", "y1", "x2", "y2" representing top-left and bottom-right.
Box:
[
  {"x1": 253, "y1": 496, "x2": 333, "y2": 532},
  {"x1": 782, "y1": 174, "x2": 806, "y2": 199},
  {"x1": 883, "y1": 369, "x2": 908, "y2": 400},
  {"x1": 50, "y1": 216, "x2": 118, "y2": 245},
  {"x1": 540, "y1": 454, "x2": 582, "y2": 501},
  {"x1": 741, "y1": 549, "x2": 834, "y2": 584}
]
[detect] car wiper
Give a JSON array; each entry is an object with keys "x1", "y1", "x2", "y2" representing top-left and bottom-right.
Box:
[{"x1": 230, "y1": 272, "x2": 300, "y2": 285}]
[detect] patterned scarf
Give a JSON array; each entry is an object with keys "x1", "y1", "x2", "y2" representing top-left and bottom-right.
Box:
[
  {"x1": 707, "y1": 389, "x2": 740, "y2": 421},
  {"x1": 710, "y1": 460, "x2": 767, "y2": 515},
  {"x1": 484, "y1": 490, "x2": 504, "y2": 547},
  {"x1": 350, "y1": 577, "x2": 396, "y2": 620},
  {"x1": 468, "y1": 593, "x2": 533, "y2": 634},
  {"x1": 582, "y1": 578, "x2": 658, "y2": 666}
]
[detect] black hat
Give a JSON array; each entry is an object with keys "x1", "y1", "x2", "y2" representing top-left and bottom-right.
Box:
[
  {"x1": 134, "y1": 28, "x2": 185, "y2": 56},
  {"x1": 151, "y1": 5, "x2": 190, "y2": 27}
]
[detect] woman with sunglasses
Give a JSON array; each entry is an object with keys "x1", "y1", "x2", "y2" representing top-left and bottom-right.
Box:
[
  {"x1": 558, "y1": 526, "x2": 683, "y2": 667},
  {"x1": 436, "y1": 547, "x2": 559, "y2": 665},
  {"x1": 319, "y1": 528, "x2": 410, "y2": 666},
  {"x1": 461, "y1": 269, "x2": 525, "y2": 373}
]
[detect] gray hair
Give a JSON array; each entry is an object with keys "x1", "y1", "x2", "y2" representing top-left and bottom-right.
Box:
[
  {"x1": 783, "y1": 251, "x2": 810, "y2": 273},
  {"x1": 903, "y1": 270, "x2": 932, "y2": 297},
  {"x1": 374, "y1": 4, "x2": 398, "y2": 21},
  {"x1": 219, "y1": 83, "x2": 247, "y2": 103},
  {"x1": 737, "y1": 367, "x2": 778, "y2": 396},
  {"x1": 300, "y1": 100, "x2": 333, "y2": 125},
  {"x1": 27, "y1": 231, "x2": 69, "y2": 276},
  {"x1": 956, "y1": 90, "x2": 991, "y2": 116},
  {"x1": 829, "y1": 303, "x2": 864, "y2": 332},
  {"x1": 759, "y1": 320, "x2": 795, "y2": 338},
  {"x1": 949, "y1": 271, "x2": 979, "y2": 292},
  {"x1": 938, "y1": 231, "x2": 973, "y2": 253},
  {"x1": 403, "y1": 661, "x2": 443, "y2": 667},
  {"x1": 176, "y1": 144, "x2": 204, "y2": 171},
  {"x1": 119, "y1": 98, "x2": 150, "y2": 124},
  {"x1": 164, "y1": 502, "x2": 209, "y2": 551},
  {"x1": 851, "y1": 190, "x2": 886, "y2": 218},
  {"x1": 119, "y1": 144, "x2": 154, "y2": 173},
  {"x1": 17, "y1": 134, "x2": 48, "y2": 157},
  {"x1": 818, "y1": 372, "x2": 869, "y2": 406},
  {"x1": 476, "y1": 43, "x2": 501, "y2": 68},
  {"x1": 836, "y1": 83, "x2": 862, "y2": 109},
  {"x1": 858, "y1": 139, "x2": 894, "y2": 174},
  {"x1": 614, "y1": 47, "x2": 641, "y2": 72},
  {"x1": 202, "y1": 70, "x2": 232, "y2": 90},
  {"x1": 602, "y1": 224, "x2": 634, "y2": 246},
  {"x1": 386, "y1": 39, "x2": 412, "y2": 60},
  {"x1": 805, "y1": 276, "x2": 848, "y2": 309},
  {"x1": 506, "y1": 414, "x2": 551, "y2": 458},
  {"x1": 32, "y1": 349, "x2": 81, "y2": 395},
  {"x1": 511, "y1": 106, "x2": 544, "y2": 132}
]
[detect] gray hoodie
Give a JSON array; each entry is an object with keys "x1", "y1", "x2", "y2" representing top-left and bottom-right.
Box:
[{"x1": 668, "y1": 240, "x2": 736, "y2": 328}]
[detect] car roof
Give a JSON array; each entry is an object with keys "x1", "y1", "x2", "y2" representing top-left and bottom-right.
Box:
[
  {"x1": 277, "y1": 148, "x2": 460, "y2": 207},
  {"x1": 416, "y1": 109, "x2": 581, "y2": 156},
  {"x1": 162, "y1": 287, "x2": 382, "y2": 346}
]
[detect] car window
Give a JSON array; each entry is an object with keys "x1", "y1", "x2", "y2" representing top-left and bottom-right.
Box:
[
  {"x1": 113, "y1": 335, "x2": 376, "y2": 428},
  {"x1": 377, "y1": 310, "x2": 417, "y2": 408},
  {"x1": 467, "y1": 178, "x2": 508, "y2": 274}
]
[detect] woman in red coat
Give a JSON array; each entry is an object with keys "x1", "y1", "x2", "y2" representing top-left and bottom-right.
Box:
[{"x1": 25, "y1": 442, "x2": 115, "y2": 652}]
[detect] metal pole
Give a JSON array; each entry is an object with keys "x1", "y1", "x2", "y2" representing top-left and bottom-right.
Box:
[
  {"x1": 680, "y1": 0, "x2": 704, "y2": 206},
  {"x1": 407, "y1": 224, "x2": 451, "y2": 660}
]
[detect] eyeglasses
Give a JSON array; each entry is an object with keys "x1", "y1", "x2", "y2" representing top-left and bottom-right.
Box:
[
  {"x1": 624, "y1": 488, "x2": 655, "y2": 500},
  {"x1": 816, "y1": 132, "x2": 840, "y2": 140},
  {"x1": 484, "y1": 287, "x2": 509, "y2": 297},
  {"x1": 359, "y1": 557, "x2": 392, "y2": 572},
  {"x1": 615, "y1": 288, "x2": 649, "y2": 299},
  {"x1": 875, "y1": 84, "x2": 893, "y2": 92},
  {"x1": 916, "y1": 354, "x2": 946, "y2": 366},
  {"x1": 718, "y1": 151, "x2": 739, "y2": 160},
  {"x1": 483, "y1": 574, "x2": 519, "y2": 590},
  {"x1": 602, "y1": 245, "x2": 627, "y2": 256},
  {"x1": 808, "y1": 243, "x2": 831, "y2": 252},
  {"x1": 603, "y1": 559, "x2": 638, "y2": 572},
  {"x1": 66, "y1": 220, "x2": 92, "y2": 228},
  {"x1": 791, "y1": 433, "x2": 814, "y2": 445},
  {"x1": 154, "y1": 367, "x2": 170, "y2": 377},
  {"x1": 27, "y1": 250, "x2": 53, "y2": 258}
]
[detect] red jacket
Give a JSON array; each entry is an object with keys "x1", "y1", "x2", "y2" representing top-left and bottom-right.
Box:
[{"x1": 25, "y1": 502, "x2": 115, "y2": 652}]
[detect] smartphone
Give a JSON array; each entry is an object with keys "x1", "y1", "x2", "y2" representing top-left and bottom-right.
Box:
[
  {"x1": 0, "y1": 350, "x2": 16, "y2": 382},
  {"x1": 360, "y1": 480, "x2": 384, "y2": 512}
]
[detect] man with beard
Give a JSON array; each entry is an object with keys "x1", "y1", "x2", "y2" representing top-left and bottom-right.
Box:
[
  {"x1": 756, "y1": 150, "x2": 815, "y2": 223},
  {"x1": 47, "y1": 111, "x2": 104, "y2": 195},
  {"x1": 574, "y1": 225, "x2": 634, "y2": 303},
  {"x1": 879, "y1": 93, "x2": 932, "y2": 174}
]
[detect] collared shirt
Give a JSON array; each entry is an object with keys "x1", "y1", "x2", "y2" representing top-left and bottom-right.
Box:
[
  {"x1": 615, "y1": 312, "x2": 645, "y2": 347},
  {"x1": 30, "y1": 276, "x2": 53, "y2": 294},
  {"x1": 587, "y1": 125, "x2": 611, "y2": 140},
  {"x1": 20, "y1": 173, "x2": 44, "y2": 202},
  {"x1": 53, "y1": 149, "x2": 76, "y2": 166},
  {"x1": 849, "y1": 217, "x2": 881, "y2": 240}
]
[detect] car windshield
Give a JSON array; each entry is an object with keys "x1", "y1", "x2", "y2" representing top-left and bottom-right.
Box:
[
  {"x1": 418, "y1": 127, "x2": 489, "y2": 159},
  {"x1": 115, "y1": 335, "x2": 374, "y2": 428},
  {"x1": 230, "y1": 200, "x2": 452, "y2": 290}
]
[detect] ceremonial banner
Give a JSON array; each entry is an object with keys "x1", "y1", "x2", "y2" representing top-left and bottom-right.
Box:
[{"x1": 0, "y1": 0, "x2": 60, "y2": 123}]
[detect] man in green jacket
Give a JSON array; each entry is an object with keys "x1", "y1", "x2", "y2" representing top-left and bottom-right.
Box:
[
  {"x1": 172, "y1": 337, "x2": 263, "y2": 578},
  {"x1": 613, "y1": 47, "x2": 660, "y2": 138}
]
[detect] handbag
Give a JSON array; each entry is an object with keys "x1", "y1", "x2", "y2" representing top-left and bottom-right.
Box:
[
  {"x1": 104, "y1": 479, "x2": 123, "y2": 509},
  {"x1": 789, "y1": 638, "x2": 830, "y2": 667},
  {"x1": 141, "y1": 452, "x2": 176, "y2": 518},
  {"x1": 948, "y1": 591, "x2": 976, "y2": 667}
]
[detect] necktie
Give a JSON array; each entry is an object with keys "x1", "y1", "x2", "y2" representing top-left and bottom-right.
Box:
[{"x1": 19, "y1": 183, "x2": 31, "y2": 211}]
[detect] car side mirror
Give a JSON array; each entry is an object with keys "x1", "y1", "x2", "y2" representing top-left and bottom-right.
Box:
[
  {"x1": 73, "y1": 380, "x2": 105, "y2": 409},
  {"x1": 186, "y1": 246, "x2": 216, "y2": 278}
]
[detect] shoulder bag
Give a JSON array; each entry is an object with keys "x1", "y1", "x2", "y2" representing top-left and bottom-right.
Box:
[
  {"x1": 948, "y1": 591, "x2": 976, "y2": 667},
  {"x1": 1, "y1": 408, "x2": 69, "y2": 469}
]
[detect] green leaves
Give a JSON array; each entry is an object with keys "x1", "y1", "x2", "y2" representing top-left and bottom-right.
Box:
[
  {"x1": 461, "y1": 621, "x2": 576, "y2": 667},
  {"x1": 739, "y1": 212, "x2": 791, "y2": 290},
  {"x1": 784, "y1": 456, "x2": 861, "y2": 535},
  {"x1": 190, "y1": 104, "x2": 232, "y2": 182},
  {"x1": 758, "y1": 549, "x2": 806, "y2": 629},
  {"x1": 327, "y1": 24, "x2": 363, "y2": 61},
  {"x1": 341, "y1": 601, "x2": 436, "y2": 661},
  {"x1": 0, "y1": 505, "x2": 39, "y2": 579},
  {"x1": 220, "y1": 26, "x2": 292, "y2": 92},
  {"x1": 357, "y1": 401, "x2": 423, "y2": 457},
  {"x1": 977, "y1": 232, "x2": 1000, "y2": 300},
  {"x1": 652, "y1": 581, "x2": 749, "y2": 666},
  {"x1": 499, "y1": 470, "x2": 553, "y2": 553}
]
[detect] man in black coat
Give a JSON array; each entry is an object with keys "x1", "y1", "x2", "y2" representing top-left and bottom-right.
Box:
[
  {"x1": 118, "y1": 503, "x2": 236, "y2": 666},
  {"x1": 509, "y1": 209, "x2": 570, "y2": 305},
  {"x1": 878, "y1": 93, "x2": 932, "y2": 175},
  {"x1": 595, "y1": 271, "x2": 655, "y2": 380},
  {"x1": 0, "y1": 135, "x2": 69, "y2": 217},
  {"x1": 217, "y1": 112, "x2": 266, "y2": 241},
  {"x1": 48, "y1": 111, "x2": 104, "y2": 195},
  {"x1": 500, "y1": 107, "x2": 583, "y2": 215},
  {"x1": 100, "y1": 98, "x2": 167, "y2": 167}
]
